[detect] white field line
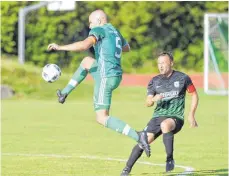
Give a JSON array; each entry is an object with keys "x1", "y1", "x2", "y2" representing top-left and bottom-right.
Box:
[{"x1": 2, "y1": 153, "x2": 194, "y2": 175}]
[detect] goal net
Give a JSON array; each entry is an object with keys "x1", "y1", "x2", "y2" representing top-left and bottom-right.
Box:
[{"x1": 204, "y1": 13, "x2": 228, "y2": 95}]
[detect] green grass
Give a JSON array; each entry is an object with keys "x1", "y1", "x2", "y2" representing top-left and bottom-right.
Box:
[
  {"x1": 2, "y1": 91, "x2": 228, "y2": 176},
  {"x1": 1, "y1": 58, "x2": 228, "y2": 175}
]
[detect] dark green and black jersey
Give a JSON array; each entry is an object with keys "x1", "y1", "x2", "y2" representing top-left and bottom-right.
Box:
[{"x1": 147, "y1": 71, "x2": 194, "y2": 120}]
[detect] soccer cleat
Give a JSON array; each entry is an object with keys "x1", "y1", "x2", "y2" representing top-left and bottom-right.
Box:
[
  {"x1": 137, "y1": 131, "x2": 151, "y2": 157},
  {"x1": 120, "y1": 166, "x2": 131, "y2": 176},
  {"x1": 166, "y1": 159, "x2": 175, "y2": 172},
  {"x1": 56, "y1": 89, "x2": 68, "y2": 104}
]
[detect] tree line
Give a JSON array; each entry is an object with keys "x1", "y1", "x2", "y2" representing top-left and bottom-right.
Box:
[{"x1": 1, "y1": 1, "x2": 228, "y2": 73}]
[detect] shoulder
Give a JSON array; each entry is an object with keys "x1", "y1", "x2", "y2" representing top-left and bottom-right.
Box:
[
  {"x1": 151, "y1": 74, "x2": 162, "y2": 82},
  {"x1": 89, "y1": 27, "x2": 106, "y2": 40},
  {"x1": 89, "y1": 27, "x2": 105, "y2": 35},
  {"x1": 90, "y1": 27, "x2": 105, "y2": 33},
  {"x1": 148, "y1": 74, "x2": 162, "y2": 86},
  {"x1": 173, "y1": 70, "x2": 189, "y2": 78},
  {"x1": 173, "y1": 71, "x2": 193, "y2": 85}
]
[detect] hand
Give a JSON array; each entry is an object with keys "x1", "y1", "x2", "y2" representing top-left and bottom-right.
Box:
[
  {"x1": 188, "y1": 113, "x2": 198, "y2": 128},
  {"x1": 152, "y1": 94, "x2": 163, "y2": 102},
  {"x1": 47, "y1": 43, "x2": 59, "y2": 51}
]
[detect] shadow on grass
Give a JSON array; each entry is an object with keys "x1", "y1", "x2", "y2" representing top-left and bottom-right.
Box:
[{"x1": 132, "y1": 168, "x2": 228, "y2": 176}]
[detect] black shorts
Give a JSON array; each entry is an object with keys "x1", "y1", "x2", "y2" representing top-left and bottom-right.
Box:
[{"x1": 143, "y1": 117, "x2": 184, "y2": 139}]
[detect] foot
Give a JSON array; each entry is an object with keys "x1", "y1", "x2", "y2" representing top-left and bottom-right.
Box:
[
  {"x1": 56, "y1": 89, "x2": 68, "y2": 104},
  {"x1": 120, "y1": 166, "x2": 131, "y2": 176},
  {"x1": 137, "y1": 131, "x2": 151, "y2": 157},
  {"x1": 166, "y1": 159, "x2": 175, "y2": 172}
]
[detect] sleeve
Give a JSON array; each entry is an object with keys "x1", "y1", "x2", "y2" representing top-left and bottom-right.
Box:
[
  {"x1": 120, "y1": 35, "x2": 128, "y2": 47},
  {"x1": 89, "y1": 27, "x2": 105, "y2": 41},
  {"x1": 117, "y1": 30, "x2": 128, "y2": 47},
  {"x1": 185, "y1": 75, "x2": 196, "y2": 93},
  {"x1": 147, "y1": 78, "x2": 156, "y2": 96}
]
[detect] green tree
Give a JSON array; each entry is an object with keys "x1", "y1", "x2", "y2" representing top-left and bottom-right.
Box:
[{"x1": 1, "y1": 1, "x2": 228, "y2": 73}]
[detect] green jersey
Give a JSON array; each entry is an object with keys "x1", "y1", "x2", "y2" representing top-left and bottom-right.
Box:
[
  {"x1": 89, "y1": 23, "x2": 128, "y2": 78},
  {"x1": 147, "y1": 71, "x2": 194, "y2": 120}
]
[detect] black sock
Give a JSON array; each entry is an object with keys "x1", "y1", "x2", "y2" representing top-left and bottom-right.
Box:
[
  {"x1": 163, "y1": 132, "x2": 174, "y2": 162},
  {"x1": 126, "y1": 144, "x2": 143, "y2": 169}
]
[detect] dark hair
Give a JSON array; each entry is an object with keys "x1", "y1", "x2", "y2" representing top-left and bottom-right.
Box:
[{"x1": 158, "y1": 51, "x2": 174, "y2": 61}]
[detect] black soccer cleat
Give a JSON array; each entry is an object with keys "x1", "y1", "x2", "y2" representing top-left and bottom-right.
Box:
[
  {"x1": 166, "y1": 159, "x2": 175, "y2": 172},
  {"x1": 56, "y1": 89, "x2": 68, "y2": 104},
  {"x1": 120, "y1": 166, "x2": 131, "y2": 176},
  {"x1": 137, "y1": 131, "x2": 151, "y2": 157}
]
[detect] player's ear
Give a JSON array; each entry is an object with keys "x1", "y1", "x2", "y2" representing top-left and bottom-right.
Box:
[
  {"x1": 171, "y1": 61, "x2": 174, "y2": 67},
  {"x1": 97, "y1": 18, "x2": 101, "y2": 24}
]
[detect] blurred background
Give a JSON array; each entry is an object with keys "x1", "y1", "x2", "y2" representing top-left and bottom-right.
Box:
[
  {"x1": 1, "y1": 1, "x2": 228, "y2": 71},
  {"x1": 1, "y1": 1, "x2": 228, "y2": 98}
]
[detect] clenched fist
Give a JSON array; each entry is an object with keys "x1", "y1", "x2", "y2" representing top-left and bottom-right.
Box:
[{"x1": 47, "y1": 43, "x2": 59, "y2": 51}]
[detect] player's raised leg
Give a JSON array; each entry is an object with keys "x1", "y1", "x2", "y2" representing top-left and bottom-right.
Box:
[
  {"x1": 96, "y1": 109, "x2": 150, "y2": 157},
  {"x1": 57, "y1": 57, "x2": 95, "y2": 104},
  {"x1": 93, "y1": 76, "x2": 150, "y2": 157}
]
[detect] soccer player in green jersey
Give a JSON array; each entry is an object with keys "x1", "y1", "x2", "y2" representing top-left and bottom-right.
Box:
[
  {"x1": 121, "y1": 52, "x2": 199, "y2": 176},
  {"x1": 47, "y1": 9, "x2": 150, "y2": 157}
]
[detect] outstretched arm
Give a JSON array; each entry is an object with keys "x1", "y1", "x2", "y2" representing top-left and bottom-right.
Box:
[{"x1": 47, "y1": 36, "x2": 96, "y2": 52}]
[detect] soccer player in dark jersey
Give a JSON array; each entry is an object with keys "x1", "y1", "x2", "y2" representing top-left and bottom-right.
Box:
[
  {"x1": 47, "y1": 10, "x2": 150, "y2": 157},
  {"x1": 121, "y1": 52, "x2": 199, "y2": 176}
]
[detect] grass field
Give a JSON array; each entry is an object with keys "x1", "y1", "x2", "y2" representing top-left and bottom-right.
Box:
[
  {"x1": 2, "y1": 86, "x2": 228, "y2": 176},
  {"x1": 1, "y1": 59, "x2": 228, "y2": 175}
]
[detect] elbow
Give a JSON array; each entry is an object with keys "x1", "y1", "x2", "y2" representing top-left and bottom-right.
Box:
[
  {"x1": 125, "y1": 46, "x2": 130, "y2": 52},
  {"x1": 191, "y1": 91, "x2": 199, "y2": 105},
  {"x1": 126, "y1": 46, "x2": 131, "y2": 52},
  {"x1": 122, "y1": 45, "x2": 130, "y2": 52},
  {"x1": 194, "y1": 91, "x2": 199, "y2": 101}
]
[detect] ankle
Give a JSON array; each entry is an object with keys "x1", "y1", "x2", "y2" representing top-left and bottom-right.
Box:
[{"x1": 166, "y1": 157, "x2": 174, "y2": 162}]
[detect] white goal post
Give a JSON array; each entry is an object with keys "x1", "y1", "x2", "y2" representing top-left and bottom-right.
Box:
[
  {"x1": 18, "y1": 1, "x2": 76, "y2": 64},
  {"x1": 204, "y1": 13, "x2": 228, "y2": 95}
]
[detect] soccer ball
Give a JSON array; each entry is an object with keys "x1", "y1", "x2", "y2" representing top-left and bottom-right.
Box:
[{"x1": 42, "y1": 64, "x2": 61, "y2": 83}]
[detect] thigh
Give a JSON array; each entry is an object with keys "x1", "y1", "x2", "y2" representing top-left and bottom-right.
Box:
[
  {"x1": 143, "y1": 117, "x2": 168, "y2": 139},
  {"x1": 171, "y1": 118, "x2": 184, "y2": 134},
  {"x1": 93, "y1": 76, "x2": 122, "y2": 111},
  {"x1": 89, "y1": 61, "x2": 98, "y2": 80},
  {"x1": 160, "y1": 118, "x2": 176, "y2": 133}
]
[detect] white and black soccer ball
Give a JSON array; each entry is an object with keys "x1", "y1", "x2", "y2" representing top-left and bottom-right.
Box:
[{"x1": 42, "y1": 64, "x2": 61, "y2": 83}]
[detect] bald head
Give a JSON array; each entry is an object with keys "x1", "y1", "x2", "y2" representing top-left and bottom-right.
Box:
[{"x1": 89, "y1": 9, "x2": 108, "y2": 29}]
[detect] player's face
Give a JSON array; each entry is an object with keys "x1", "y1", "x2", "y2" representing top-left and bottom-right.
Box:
[{"x1": 157, "y1": 55, "x2": 173, "y2": 75}]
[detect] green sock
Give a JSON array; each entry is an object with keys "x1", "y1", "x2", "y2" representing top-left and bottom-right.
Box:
[
  {"x1": 105, "y1": 116, "x2": 139, "y2": 142},
  {"x1": 61, "y1": 65, "x2": 88, "y2": 95}
]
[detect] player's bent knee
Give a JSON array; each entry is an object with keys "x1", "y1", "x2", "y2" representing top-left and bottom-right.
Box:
[
  {"x1": 96, "y1": 115, "x2": 108, "y2": 126},
  {"x1": 160, "y1": 122, "x2": 170, "y2": 133},
  {"x1": 147, "y1": 133, "x2": 155, "y2": 144},
  {"x1": 81, "y1": 56, "x2": 95, "y2": 70},
  {"x1": 161, "y1": 120, "x2": 175, "y2": 133}
]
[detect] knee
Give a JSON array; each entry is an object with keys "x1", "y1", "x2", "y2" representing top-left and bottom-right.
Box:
[
  {"x1": 147, "y1": 133, "x2": 155, "y2": 144},
  {"x1": 81, "y1": 56, "x2": 95, "y2": 70},
  {"x1": 160, "y1": 122, "x2": 170, "y2": 133},
  {"x1": 96, "y1": 114, "x2": 108, "y2": 126}
]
